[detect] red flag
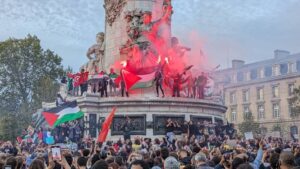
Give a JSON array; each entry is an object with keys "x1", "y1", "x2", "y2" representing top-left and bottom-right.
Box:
[
  {"x1": 67, "y1": 73, "x2": 81, "y2": 87},
  {"x1": 122, "y1": 69, "x2": 141, "y2": 91},
  {"x1": 97, "y1": 107, "x2": 117, "y2": 143},
  {"x1": 67, "y1": 73, "x2": 75, "y2": 78},
  {"x1": 79, "y1": 72, "x2": 89, "y2": 84},
  {"x1": 114, "y1": 76, "x2": 122, "y2": 87}
]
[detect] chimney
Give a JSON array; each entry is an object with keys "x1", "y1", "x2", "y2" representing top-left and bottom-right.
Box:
[
  {"x1": 274, "y1": 49, "x2": 290, "y2": 59},
  {"x1": 232, "y1": 60, "x2": 245, "y2": 69}
]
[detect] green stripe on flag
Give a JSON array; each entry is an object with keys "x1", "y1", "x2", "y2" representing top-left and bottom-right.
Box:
[
  {"x1": 131, "y1": 71, "x2": 156, "y2": 89},
  {"x1": 53, "y1": 111, "x2": 84, "y2": 127},
  {"x1": 132, "y1": 80, "x2": 154, "y2": 89}
]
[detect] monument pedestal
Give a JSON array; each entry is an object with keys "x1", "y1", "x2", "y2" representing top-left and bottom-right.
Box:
[{"x1": 77, "y1": 95, "x2": 226, "y2": 140}]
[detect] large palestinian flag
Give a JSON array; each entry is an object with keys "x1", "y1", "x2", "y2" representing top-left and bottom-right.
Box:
[
  {"x1": 131, "y1": 71, "x2": 156, "y2": 89},
  {"x1": 42, "y1": 101, "x2": 84, "y2": 127},
  {"x1": 119, "y1": 69, "x2": 156, "y2": 90}
]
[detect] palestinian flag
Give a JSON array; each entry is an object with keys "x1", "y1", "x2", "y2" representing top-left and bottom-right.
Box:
[
  {"x1": 109, "y1": 73, "x2": 118, "y2": 80},
  {"x1": 121, "y1": 69, "x2": 157, "y2": 90},
  {"x1": 131, "y1": 71, "x2": 156, "y2": 89},
  {"x1": 42, "y1": 101, "x2": 84, "y2": 127},
  {"x1": 121, "y1": 69, "x2": 141, "y2": 91}
]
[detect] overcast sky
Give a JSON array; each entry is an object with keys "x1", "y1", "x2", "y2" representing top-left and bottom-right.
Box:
[{"x1": 1, "y1": 0, "x2": 300, "y2": 71}]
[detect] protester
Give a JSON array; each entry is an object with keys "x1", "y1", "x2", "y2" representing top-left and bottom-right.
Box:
[
  {"x1": 55, "y1": 93, "x2": 65, "y2": 106},
  {"x1": 154, "y1": 68, "x2": 165, "y2": 98},
  {"x1": 108, "y1": 68, "x2": 118, "y2": 96},
  {"x1": 1, "y1": 128, "x2": 300, "y2": 169}
]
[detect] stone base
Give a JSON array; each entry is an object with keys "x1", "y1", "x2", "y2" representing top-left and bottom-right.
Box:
[{"x1": 76, "y1": 94, "x2": 227, "y2": 140}]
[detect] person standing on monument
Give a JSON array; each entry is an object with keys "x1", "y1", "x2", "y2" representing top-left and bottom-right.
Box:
[
  {"x1": 108, "y1": 68, "x2": 118, "y2": 96},
  {"x1": 197, "y1": 72, "x2": 208, "y2": 99},
  {"x1": 98, "y1": 71, "x2": 108, "y2": 97},
  {"x1": 192, "y1": 77, "x2": 197, "y2": 99},
  {"x1": 172, "y1": 73, "x2": 181, "y2": 97},
  {"x1": 120, "y1": 69, "x2": 129, "y2": 97},
  {"x1": 154, "y1": 67, "x2": 165, "y2": 97},
  {"x1": 91, "y1": 69, "x2": 99, "y2": 93},
  {"x1": 79, "y1": 69, "x2": 89, "y2": 96}
]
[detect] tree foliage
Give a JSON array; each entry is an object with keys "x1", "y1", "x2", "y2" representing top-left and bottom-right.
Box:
[
  {"x1": 238, "y1": 112, "x2": 260, "y2": 135},
  {"x1": 0, "y1": 35, "x2": 64, "y2": 140}
]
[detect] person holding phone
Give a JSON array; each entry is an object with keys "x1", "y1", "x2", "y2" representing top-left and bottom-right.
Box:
[
  {"x1": 48, "y1": 147, "x2": 72, "y2": 169},
  {"x1": 51, "y1": 146, "x2": 62, "y2": 161}
]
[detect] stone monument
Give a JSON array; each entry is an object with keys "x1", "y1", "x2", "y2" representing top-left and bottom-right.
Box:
[
  {"x1": 103, "y1": 0, "x2": 171, "y2": 71},
  {"x1": 45, "y1": 0, "x2": 227, "y2": 140},
  {"x1": 77, "y1": 0, "x2": 227, "y2": 139},
  {"x1": 86, "y1": 32, "x2": 105, "y2": 73}
]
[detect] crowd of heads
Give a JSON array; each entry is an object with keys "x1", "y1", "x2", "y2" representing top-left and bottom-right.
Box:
[{"x1": 1, "y1": 129, "x2": 300, "y2": 169}]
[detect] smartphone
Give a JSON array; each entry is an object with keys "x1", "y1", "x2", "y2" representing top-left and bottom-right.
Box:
[
  {"x1": 4, "y1": 165, "x2": 12, "y2": 169},
  {"x1": 223, "y1": 152, "x2": 233, "y2": 160},
  {"x1": 51, "y1": 146, "x2": 62, "y2": 161}
]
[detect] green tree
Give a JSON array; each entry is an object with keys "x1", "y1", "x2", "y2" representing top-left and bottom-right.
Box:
[
  {"x1": 0, "y1": 35, "x2": 64, "y2": 141},
  {"x1": 238, "y1": 112, "x2": 260, "y2": 135}
]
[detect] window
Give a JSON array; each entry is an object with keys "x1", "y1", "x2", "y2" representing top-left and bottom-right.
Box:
[
  {"x1": 297, "y1": 61, "x2": 300, "y2": 72},
  {"x1": 230, "y1": 92, "x2": 236, "y2": 104},
  {"x1": 290, "y1": 126, "x2": 298, "y2": 136},
  {"x1": 246, "y1": 72, "x2": 251, "y2": 81},
  {"x1": 288, "y1": 62, "x2": 295, "y2": 73},
  {"x1": 272, "y1": 86, "x2": 279, "y2": 98},
  {"x1": 231, "y1": 108, "x2": 237, "y2": 122},
  {"x1": 257, "y1": 88, "x2": 264, "y2": 101},
  {"x1": 250, "y1": 69, "x2": 257, "y2": 80},
  {"x1": 242, "y1": 90, "x2": 249, "y2": 102},
  {"x1": 237, "y1": 71, "x2": 244, "y2": 82},
  {"x1": 224, "y1": 75, "x2": 231, "y2": 83},
  {"x1": 272, "y1": 65, "x2": 280, "y2": 76},
  {"x1": 264, "y1": 66, "x2": 272, "y2": 77},
  {"x1": 258, "y1": 105, "x2": 265, "y2": 119},
  {"x1": 259, "y1": 68, "x2": 264, "y2": 78},
  {"x1": 289, "y1": 102, "x2": 295, "y2": 117},
  {"x1": 288, "y1": 83, "x2": 295, "y2": 96},
  {"x1": 272, "y1": 103, "x2": 280, "y2": 118},
  {"x1": 243, "y1": 106, "x2": 250, "y2": 119},
  {"x1": 280, "y1": 63, "x2": 288, "y2": 75},
  {"x1": 231, "y1": 74, "x2": 237, "y2": 83}
]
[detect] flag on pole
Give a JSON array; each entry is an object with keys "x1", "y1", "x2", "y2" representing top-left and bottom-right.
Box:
[
  {"x1": 121, "y1": 69, "x2": 141, "y2": 91},
  {"x1": 97, "y1": 107, "x2": 116, "y2": 143},
  {"x1": 115, "y1": 69, "x2": 156, "y2": 90},
  {"x1": 42, "y1": 101, "x2": 84, "y2": 127}
]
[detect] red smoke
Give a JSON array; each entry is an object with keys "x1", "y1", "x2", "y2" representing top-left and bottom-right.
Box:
[{"x1": 111, "y1": 0, "x2": 213, "y2": 83}]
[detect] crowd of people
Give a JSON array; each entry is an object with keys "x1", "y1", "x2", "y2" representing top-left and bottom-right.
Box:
[
  {"x1": 1, "y1": 132, "x2": 300, "y2": 169},
  {"x1": 2, "y1": 117, "x2": 300, "y2": 169},
  {"x1": 19, "y1": 120, "x2": 84, "y2": 146},
  {"x1": 64, "y1": 68, "x2": 209, "y2": 99}
]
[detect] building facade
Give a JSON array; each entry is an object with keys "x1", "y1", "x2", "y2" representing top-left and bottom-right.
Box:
[{"x1": 214, "y1": 50, "x2": 300, "y2": 139}]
